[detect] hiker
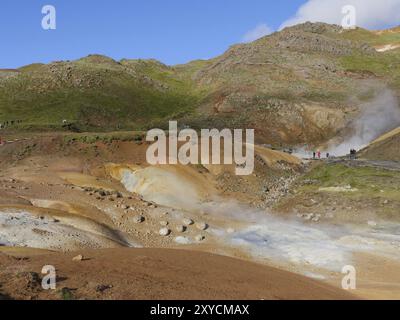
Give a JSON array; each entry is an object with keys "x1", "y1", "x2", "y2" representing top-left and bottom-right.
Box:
[
  {"x1": 313, "y1": 151, "x2": 316, "y2": 159},
  {"x1": 326, "y1": 153, "x2": 330, "y2": 159},
  {"x1": 317, "y1": 151, "x2": 321, "y2": 159}
]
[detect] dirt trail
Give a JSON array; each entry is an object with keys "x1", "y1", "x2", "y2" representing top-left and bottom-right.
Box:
[{"x1": 327, "y1": 159, "x2": 400, "y2": 171}]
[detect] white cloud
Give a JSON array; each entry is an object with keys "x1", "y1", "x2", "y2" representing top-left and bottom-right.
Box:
[
  {"x1": 280, "y1": 0, "x2": 400, "y2": 30},
  {"x1": 242, "y1": 24, "x2": 273, "y2": 43}
]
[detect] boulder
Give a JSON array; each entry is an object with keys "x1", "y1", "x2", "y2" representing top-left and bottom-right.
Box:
[{"x1": 159, "y1": 228, "x2": 171, "y2": 236}]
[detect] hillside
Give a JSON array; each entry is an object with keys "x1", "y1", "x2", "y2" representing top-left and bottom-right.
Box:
[
  {"x1": 1, "y1": 22, "x2": 400, "y2": 147},
  {"x1": 360, "y1": 127, "x2": 400, "y2": 161},
  {"x1": 0, "y1": 56, "x2": 201, "y2": 132}
]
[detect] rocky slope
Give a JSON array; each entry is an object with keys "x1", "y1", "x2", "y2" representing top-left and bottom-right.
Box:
[
  {"x1": 182, "y1": 23, "x2": 400, "y2": 146},
  {"x1": 1, "y1": 22, "x2": 400, "y2": 148}
]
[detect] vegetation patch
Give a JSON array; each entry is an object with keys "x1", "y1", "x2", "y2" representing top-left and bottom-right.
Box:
[{"x1": 299, "y1": 163, "x2": 400, "y2": 201}]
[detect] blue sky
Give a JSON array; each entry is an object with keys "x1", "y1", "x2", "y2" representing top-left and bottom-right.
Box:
[
  {"x1": 0, "y1": 0, "x2": 305, "y2": 68},
  {"x1": 0, "y1": 0, "x2": 398, "y2": 69}
]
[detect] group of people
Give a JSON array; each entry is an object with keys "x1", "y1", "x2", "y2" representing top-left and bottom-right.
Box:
[
  {"x1": 311, "y1": 149, "x2": 357, "y2": 160},
  {"x1": 312, "y1": 151, "x2": 330, "y2": 159},
  {"x1": 0, "y1": 119, "x2": 23, "y2": 129},
  {"x1": 349, "y1": 148, "x2": 357, "y2": 160}
]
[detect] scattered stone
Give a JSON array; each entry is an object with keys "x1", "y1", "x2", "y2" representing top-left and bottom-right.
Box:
[
  {"x1": 195, "y1": 234, "x2": 205, "y2": 242},
  {"x1": 325, "y1": 212, "x2": 335, "y2": 219},
  {"x1": 182, "y1": 218, "x2": 194, "y2": 226},
  {"x1": 196, "y1": 222, "x2": 208, "y2": 231},
  {"x1": 121, "y1": 204, "x2": 129, "y2": 210},
  {"x1": 303, "y1": 179, "x2": 318, "y2": 185},
  {"x1": 160, "y1": 221, "x2": 169, "y2": 226},
  {"x1": 176, "y1": 225, "x2": 186, "y2": 233},
  {"x1": 96, "y1": 284, "x2": 112, "y2": 292},
  {"x1": 133, "y1": 215, "x2": 144, "y2": 223},
  {"x1": 311, "y1": 216, "x2": 320, "y2": 222},
  {"x1": 16, "y1": 272, "x2": 41, "y2": 290},
  {"x1": 72, "y1": 254, "x2": 84, "y2": 261},
  {"x1": 174, "y1": 236, "x2": 190, "y2": 244},
  {"x1": 368, "y1": 221, "x2": 377, "y2": 227},
  {"x1": 226, "y1": 228, "x2": 235, "y2": 234},
  {"x1": 303, "y1": 213, "x2": 315, "y2": 221},
  {"x1": 159, "y1": 228, "x2": 171, "y2": 236}
]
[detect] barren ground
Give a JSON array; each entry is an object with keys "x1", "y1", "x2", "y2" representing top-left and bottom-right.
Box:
[{"x1": 0, "y1": 132, "x2": 399, "y2": 300}]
